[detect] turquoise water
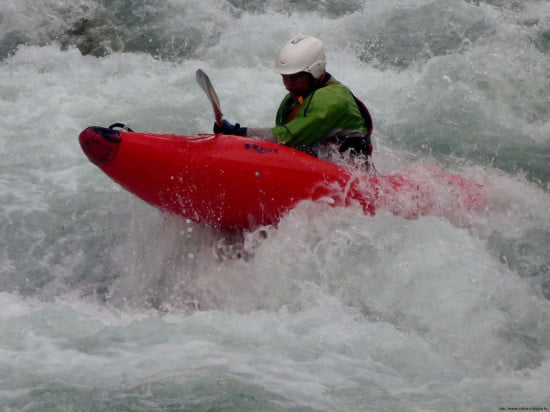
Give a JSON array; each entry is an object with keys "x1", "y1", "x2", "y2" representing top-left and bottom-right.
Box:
[{"x1": 1, "y1": 0, "x2": 549, "y2": 410}]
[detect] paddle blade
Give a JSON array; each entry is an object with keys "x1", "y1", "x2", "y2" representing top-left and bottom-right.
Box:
[{"x1": 196, "y1": 69, "x2": 223, "y2": 125}]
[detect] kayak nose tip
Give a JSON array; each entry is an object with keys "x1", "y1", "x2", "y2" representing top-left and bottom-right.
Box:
[{"x1": 79, "y1": 126, "x2": 121, "y2": 167}]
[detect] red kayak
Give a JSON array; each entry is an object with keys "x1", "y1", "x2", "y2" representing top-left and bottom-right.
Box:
[{"x1": 79, "y1": 126, "x2": 486, "y2": 231}]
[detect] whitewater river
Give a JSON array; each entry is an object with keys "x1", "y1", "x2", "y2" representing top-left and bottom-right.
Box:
[{"x1": 1, "y1": 0, "x2": 549, "y2": 410}]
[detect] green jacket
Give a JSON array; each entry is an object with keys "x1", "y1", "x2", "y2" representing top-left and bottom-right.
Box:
[{"x1": 271, "y1": 75, "x2": 369, "y2": 150}]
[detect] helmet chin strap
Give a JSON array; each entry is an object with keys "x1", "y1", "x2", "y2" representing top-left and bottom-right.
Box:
[{"x1": 315, "y1": 72, "x2": 327, "y2": 84}]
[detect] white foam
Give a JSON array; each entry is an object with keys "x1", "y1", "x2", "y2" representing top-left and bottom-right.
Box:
[{"x1": 1, "y1": 1, "x2": 550, "y2": 409}]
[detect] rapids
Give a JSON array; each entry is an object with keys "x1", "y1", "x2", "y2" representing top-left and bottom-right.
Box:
[{"x1": 1, "y1": 0, "x2": 549, "y2": 410}]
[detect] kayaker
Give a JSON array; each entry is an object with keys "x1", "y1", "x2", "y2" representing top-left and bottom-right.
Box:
[{"x1": 213, "y1": 35, "x2": 374, "y2": 169}]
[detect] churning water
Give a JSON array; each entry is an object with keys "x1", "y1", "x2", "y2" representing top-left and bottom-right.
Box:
[{"x1": 1, "y1": 0, "x2": 549, "y2": 410}]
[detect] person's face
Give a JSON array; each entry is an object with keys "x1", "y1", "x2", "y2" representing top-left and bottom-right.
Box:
[{"x1": 282, "y1": 72, "x2": 314, "y2": 97}]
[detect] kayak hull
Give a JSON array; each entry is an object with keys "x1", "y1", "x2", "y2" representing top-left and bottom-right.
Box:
[{"x1": 79, "y1": 127, "x2": 485, "y2": 231}]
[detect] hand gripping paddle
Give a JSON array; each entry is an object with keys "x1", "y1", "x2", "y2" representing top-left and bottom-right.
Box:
[{"x1": 195, "y1": 69, "x2": 223, "y2": 126}]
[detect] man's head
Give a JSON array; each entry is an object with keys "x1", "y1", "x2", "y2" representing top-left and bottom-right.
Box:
[{"x1": 274, "y1": 35, "x2": 326, "y2": 97}]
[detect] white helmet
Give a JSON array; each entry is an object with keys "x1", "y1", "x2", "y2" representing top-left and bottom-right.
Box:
[{"x1": 274, "y1": 35, "x2": 326, "y2": 79}]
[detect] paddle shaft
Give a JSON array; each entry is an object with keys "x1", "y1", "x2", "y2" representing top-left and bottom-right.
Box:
[{"x1": 195, "y1": 69, "x2": 223, "y2": 126}]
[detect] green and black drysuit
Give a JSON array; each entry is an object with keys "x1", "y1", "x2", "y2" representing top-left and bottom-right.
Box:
[{"x1": 271, "y1": 74, "x2": 373, "y2": 158}]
